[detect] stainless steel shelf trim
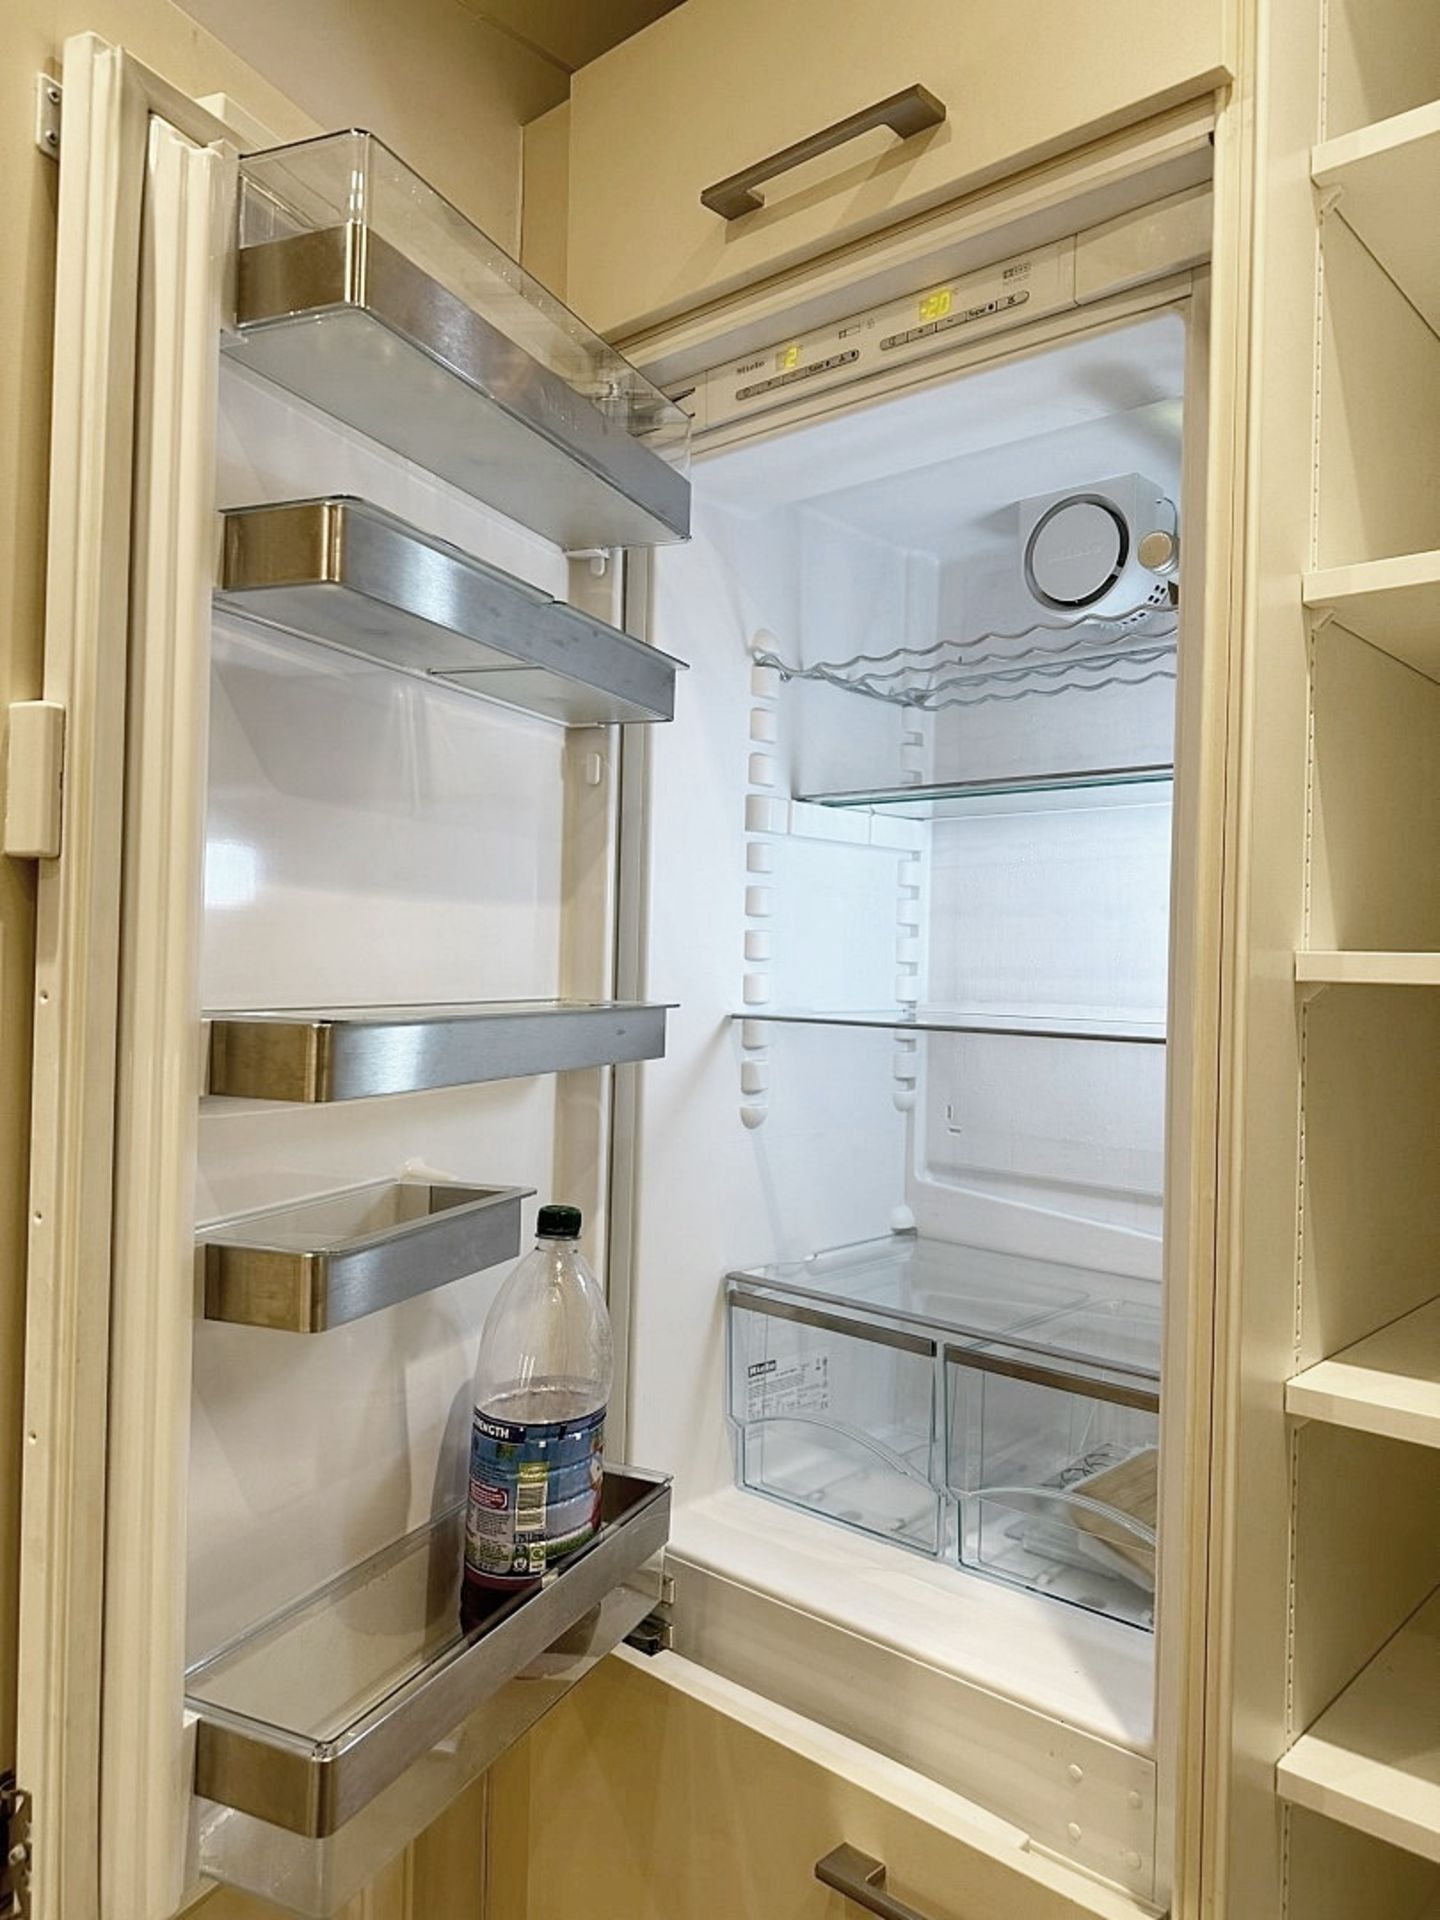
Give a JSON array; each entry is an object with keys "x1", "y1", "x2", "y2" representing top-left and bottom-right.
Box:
[
  {"x1": 228, "y1": 223, "x2": 690, "y2": 547},
  {"x1": 201, "y1": 1180, "x2": 532, "y2": 1332},
  {"x1": 943, "y1": 1340, "x2": 1160, "y2": 1414},
  {"x1": 217, "y1": 498, "x2": 685, "y2": 727},
  {"x1": 729, "y1": 1285, "x2": 936, "y2": 1358},
  {"x1": 206, "y1": 1000, "x2": 671, "y2": 1103},
  {"x1": 188, "y1": 1468, "x2": 671, "y2": 1837}
]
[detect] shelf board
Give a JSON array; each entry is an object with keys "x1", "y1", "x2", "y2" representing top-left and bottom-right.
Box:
[
  {"x1": 1304, "y1": 552, "x2": 1440, "y2": 682},
  {"x1": 737, "y1": 1007, "x2": 1167, "y2": 1044},
  {"x1": 1313, "y1": 102, "x2": 1440, "y2": 334},
  {"x1": 218, "y1": 498, "x2": 684, "y2": 726},
  {"x1": 206, "y1": 999, "x2": 669, "y2": 1103},
  {"x1": 799, "y1": 764, "x2": 1173, "y2": 818},
  {"x1": 1278, "y1": 1591, "x2": 1440, "y2": 1864},
  {"x1": 1296, "y1": 951, "x2": 1440, "y2": 987},
  {"x1": 227, "y1": 220, "x2": 689, "y2": 550},
  {"x1": 1287, "y1": 1296, "x2": 1440, "y2": 1450},
  {"x1": 187, "y1": 1468, "x2": 670, "y2": 1838},
  {"x1": 201, "y1": 1180, "x2": 531, "y2": 1332}
]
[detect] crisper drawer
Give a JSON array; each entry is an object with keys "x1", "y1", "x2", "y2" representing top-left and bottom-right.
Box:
[
  {"x1": 728, "y1": 1286, "x2": 942, "y2": 1556},
  {"x1": 564, "y1": 0, "x2": 1229, "y2": 337},
  {"x1": 945, "y1": 1324, "x2": 1160, "y2": 1629}
]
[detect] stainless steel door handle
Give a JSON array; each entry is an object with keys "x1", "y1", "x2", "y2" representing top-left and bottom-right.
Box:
[
  {"x1": 701, "y1": 84, "x2": 946, "y2": 219},
  {"x1": 815, "y1": 1844, "x2": 933, "y2": 1920}
]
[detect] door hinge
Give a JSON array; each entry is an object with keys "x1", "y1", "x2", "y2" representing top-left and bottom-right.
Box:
[
  {"x1": 4, "y1": 701, "x2": 66, "y2": 859},
  {"x1": 0, "y1": 1772, "x2": 31, "y2": 1918},
  {"x1": 34, "y1": 75, "x2": 61, "y2": 160},
  {"x1": 623, "y1": 1605, "x2": 673, "y2": 1655}
]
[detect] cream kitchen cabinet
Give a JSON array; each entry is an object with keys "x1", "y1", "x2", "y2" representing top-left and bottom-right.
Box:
[
  {"x1": 486, "y1": 1651, "x2": 1143, "y2": 1920},
  {"x1": 562, "y1": 0, "x2": 1230, "y2": 339}
]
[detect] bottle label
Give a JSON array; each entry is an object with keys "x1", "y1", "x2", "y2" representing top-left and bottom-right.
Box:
[{"x1": 465, "y1": 1405, "x2": 605, "y2": 1587}]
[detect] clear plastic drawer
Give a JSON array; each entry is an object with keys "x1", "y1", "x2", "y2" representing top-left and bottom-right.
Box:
[
  {"x1": 727, "y1": 1285, "x2": 942, "y2": 1555},
  {"x1": 945, "y1": 1296, "x2": 1161, "y2": 1627}
]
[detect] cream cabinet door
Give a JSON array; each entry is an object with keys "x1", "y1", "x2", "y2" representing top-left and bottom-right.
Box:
[
  {"x1": 485, "y1": 1650, "x2": 1146, "y2": 1920},
  {"x1": 564, "y1": 0, "x2": 1229, "y2": 339}
]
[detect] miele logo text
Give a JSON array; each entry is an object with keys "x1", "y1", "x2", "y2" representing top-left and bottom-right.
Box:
[
  {"x1": 736, "y1": 357, "x2": 764, "y2": 374},
  {"x1": 748, "y1": 1359, "x2": 777, "y2": 1379},
  {"x1": 1003, "y1": 261, "x2": 1031, "y2": 279}
]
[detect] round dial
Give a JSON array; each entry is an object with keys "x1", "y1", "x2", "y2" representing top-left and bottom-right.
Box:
[{"x1": 1024, "y1": 495, "x2": 1129, "y2": 610}]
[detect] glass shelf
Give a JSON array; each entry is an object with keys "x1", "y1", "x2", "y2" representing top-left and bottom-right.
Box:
[
  {"x1": 206, "y1": 999, "x2": 670, "y2": 1103},
  {"x1": 226, "y1": 132, "x2": 690, "y2": 550},
  {"x1": 200, "y1": 1179, "x2": 532, "y2": 1332},
  {"x1": 188, "y1": 1468, "x2": 670, "y2": 1849},
  {"x1": 218, "y1": 498, "x2": 685, "y2": 726},
  {"x1": 736, "y1": 1008, "x2": 1167, "y2": 1045},
  {"x1": 799, "y1": 764, "x2": 1174, "y2": 819}
]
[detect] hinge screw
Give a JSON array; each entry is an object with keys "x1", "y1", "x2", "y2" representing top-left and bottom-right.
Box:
[{"x1": 7, "y1": 1843, "x2": 27, "y2": 1869}]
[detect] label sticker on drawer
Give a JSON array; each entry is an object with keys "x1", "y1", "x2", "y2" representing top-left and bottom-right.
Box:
[{"x1": 747, "y1": 1352, "x2": 831, "y2": 1419}]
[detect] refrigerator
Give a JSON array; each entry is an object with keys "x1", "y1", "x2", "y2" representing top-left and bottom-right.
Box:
[{"x1": 13, "y1": 31, "x2": 1222, "y2": 1920}]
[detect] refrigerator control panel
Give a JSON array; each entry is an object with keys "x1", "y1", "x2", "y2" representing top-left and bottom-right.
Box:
[{"x1": 693, "y1": 238, "x2": 1077, "y2": 433}]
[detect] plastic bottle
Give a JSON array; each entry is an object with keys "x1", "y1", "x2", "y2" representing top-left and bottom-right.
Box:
[{"x1": 463, "y1": 1204, "x2": 612, "y2": 1609}]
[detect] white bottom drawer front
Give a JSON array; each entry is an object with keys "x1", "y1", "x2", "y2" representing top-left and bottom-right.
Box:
[{"x1": 487, "y1": 1646, "x2": 1154, "y2": 1920}]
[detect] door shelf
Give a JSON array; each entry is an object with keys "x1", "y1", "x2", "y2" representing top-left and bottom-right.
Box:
[
  {"x1": 187, "y1": 1467, "x2": 671, "y2": 1842},
  {"x1": 218, "y1": 499, "x2": 684, "y2": 726},
  {"x1": 735, "y1": 1007, "x2": 1167, "y2": 1044},
  {"x1": 1277, "y1": 1590, "x2": 1440, "y2": 1864},
  {"x1": 1313, "y1": 102, "x2": 1440, "y2": 334},
  {"x1": 799, "y1": 764, "x2": 1174, "y2": 818},
  {"x1": 200, "y1": 1179, "x2": 532, "y2": 1333},
  {"x1": 225, "y1": 131, "x2": 690, "y2": 551},
  {"x1": 1287, "y1": 1296, "x2": 1440, "y2": 1450},
  {"x1": 1296, "y1": 951, "x2": 1440, "y2": 987},
  {"x1": 206, "y1": 1000, "x2": 670, "y2": 1103},
  {"x1": 726, "y1": 1235, "x2": 1161, "y2": 1627},
  {"x1": 1304, "y1": 551, "x2": 1440, "y2": 683}
]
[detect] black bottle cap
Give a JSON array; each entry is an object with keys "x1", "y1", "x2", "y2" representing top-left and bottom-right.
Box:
[{"x1": 536, "y1": 1203, "x2": 582, "y2": 1239}]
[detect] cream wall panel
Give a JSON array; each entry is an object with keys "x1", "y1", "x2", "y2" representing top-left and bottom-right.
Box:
[
  {"x1": 1316, "y1": 213, "x2": 1440, "y2": 570},
  {"x1": 487, "y1": 1651, "x2": 1142, "y2": 1920},
  {"x1": 170, "y1": 0, "x2": 564, "y2": 251},
  {"x1": 1308, "y1": 631, "x2": 1440, "y2": 950},
  {"x1": 1323, "y1": 0, "x2": 1440, "y2": 141},
  {"x1": 1200, "y1": 0, "x2": 1319, "y2": 1906},
  {"x1": 1300, "y1": 988, "x2": 1440, "y2": 1364},
  {"x1": 520, "y1": 102, "x2": 570, "y2": 297},
  {"x1": 563, "y1": 0, "x2": 1229, "y2": 338}
]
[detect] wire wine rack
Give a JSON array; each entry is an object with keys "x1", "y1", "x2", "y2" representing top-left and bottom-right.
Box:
[{"x1": 752, "y1": 603, "x2": 1179, "y2": 711}]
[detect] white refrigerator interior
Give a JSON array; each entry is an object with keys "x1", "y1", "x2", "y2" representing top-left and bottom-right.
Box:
[{"x1": 628, "y1": 307, "x2": 1186, "y2": 1891}]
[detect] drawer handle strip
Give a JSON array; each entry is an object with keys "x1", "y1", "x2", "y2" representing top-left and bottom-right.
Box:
[
  {"x1": 815, "y1": 1844, "x2": 932, "y2": 1920},
  {"x1": 701, "y1": 84, "x2": 946, "y2": 220},
  {"x1": 944, "y1": 1341, "x2": 1160, "y2": 1414}
]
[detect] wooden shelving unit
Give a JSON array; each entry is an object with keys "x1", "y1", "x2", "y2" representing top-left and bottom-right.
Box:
[
  {"x1": 1278, "y1": 1592, "x2": 1440, "y2": 1864},
  {"x1": 1303, "y1": 551, "x2": 1440, "y2": 683},
  {"x1": 1313, "y1": 103, "x2": 1440, "y2": 333},
  {"x1": 1287, "y1": 1297, "x2": 1440, "y2": 1449}
]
